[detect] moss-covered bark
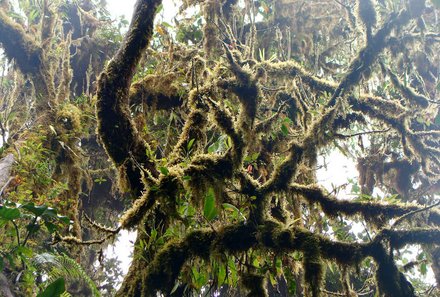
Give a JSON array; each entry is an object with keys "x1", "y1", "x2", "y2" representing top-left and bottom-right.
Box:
[{"x1": 96, "y1": 0, "x2": 162, "y2": 194}]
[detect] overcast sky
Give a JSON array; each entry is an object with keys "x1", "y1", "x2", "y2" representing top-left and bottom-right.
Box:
[{"x1": 107, "y1": 0, "x2": 178, "y2": 23}]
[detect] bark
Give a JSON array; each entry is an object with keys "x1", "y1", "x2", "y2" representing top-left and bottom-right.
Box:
[
  {"x1": 0, "y1": 273, "x2": 14, "y2": 297},
  {"x1": 96, "y1": 0, "x2": 162, "y2": 195},
  {"x1": 0, "y1": 8, "x2": 55, "y2": 107}
]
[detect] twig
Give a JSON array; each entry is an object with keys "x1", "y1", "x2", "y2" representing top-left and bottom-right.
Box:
[{"x1": 334, "y1": 128, "x2": 390, "y2": 138}]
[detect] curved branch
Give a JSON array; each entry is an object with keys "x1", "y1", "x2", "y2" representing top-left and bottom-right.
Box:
[
  {"x1": 96, "y1": 0, "x2": 162, "y2": 194},
  {"x1": 0, "y1": 8, "x2": 53, "y2": 100},
  {"x1": 0, "y1": 9, "x2": 42, "y2": 75}
]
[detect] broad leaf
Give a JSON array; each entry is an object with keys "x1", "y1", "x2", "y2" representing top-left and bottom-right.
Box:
[
  {"x1": 0, "y1": 206, "x2": 21, "y2": 220},
  {"x1": 203, "y1": 188, "x2": 218, "y2": 221},
  {"x1": 37, "y1": 278, "x2": 66, "y2": 297}
]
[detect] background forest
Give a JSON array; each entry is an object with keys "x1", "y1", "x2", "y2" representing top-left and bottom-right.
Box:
[{"x1": 0, "y1": 0, "x2": 440, "y2": 296}]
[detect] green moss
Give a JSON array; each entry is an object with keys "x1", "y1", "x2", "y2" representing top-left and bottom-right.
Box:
[
  {"x1": 302, "y1": 236, "x2": 324, "y2": 297},
  {"x1": 56, "y1": 103, "x2": 81, "y2": 133},
  {"x1": 371, "y1": 244, "x2": 415, "y2": 297},
  {"x1": 143, "y1": 240, "x2": 190, "y2": 295},
  {"x1": 241, "y1": 272, "x2": 268, "y2": 297}
]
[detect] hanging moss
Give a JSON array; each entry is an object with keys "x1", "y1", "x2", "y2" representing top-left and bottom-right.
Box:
[
  {"x1": 371, "y1": 243, "x2": 415, "y2": 297},
  {"x1": 241, "y1": 272, "x2": 269, "y2": 297},
  {"x1": 356, "y1": 0, "x2": 377, "y2": 42},
  {"x1": 222, "y1": 45, "x2": 261, "y2": 129},
  {"x1": 302, "y1": 236, "x2": 324, "y2": 297}
]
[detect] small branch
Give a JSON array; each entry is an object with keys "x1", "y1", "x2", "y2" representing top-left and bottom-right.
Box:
[
  {"x1": 334, "y1": 128, "x2": 390, "y2": 138},
  {"x1": 84, "y1": 213, "x2": 120, "y2": 234},
  {"x1": 52, "y1": 233, "x2": 108, "y2": 246}
]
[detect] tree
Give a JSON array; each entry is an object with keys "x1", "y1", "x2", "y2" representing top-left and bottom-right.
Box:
[{"x1": 0, "y1": 0, "x2": 440, "y2": 296}]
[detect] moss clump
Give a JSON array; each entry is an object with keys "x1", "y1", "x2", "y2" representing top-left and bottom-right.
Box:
[
  {"x1": 56, "y1": 103, "x2": 81, "y2": 134},
  {"x1": 356, "y1": 0, "x2": 377, "y2": 41},
  {"x1": 372, "y1": 244, "x2": 415, "y2": 297},
  {"x1": 241, "y1": 272, "x2": 268, "y2": 297},
  {"x1": 129, "y1": 73, "x2": 184, "y2": 110},
  {"x1": 143, "y1": 240, "x2": 190, "y2": 295},
  {"x1": 302, "y1": 236, "x2": 324, "y2": 297}
]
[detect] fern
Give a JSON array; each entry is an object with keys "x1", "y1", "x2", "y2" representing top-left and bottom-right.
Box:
[{"x1": 33, "y1": 253, "x2": 101, "y2": 297}]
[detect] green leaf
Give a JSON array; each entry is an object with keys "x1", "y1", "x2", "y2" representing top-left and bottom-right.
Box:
[
  {"x1": 222, "y1": 203, "x2": 239, "y2": 213},
  {"x1": 420, "y1": 263, "x2": 427, "y2": 275},
  {"x1": 281, "y1": 124, "x2": 289, "y2": 136},
  {"x1": 37, "y1": 278, "x2": 66, "y2": 297},
  {"x1": 42, "y1": 208, "x2": 58, "y2": 220},
  {"x1": 203, "y1": 188, "x2": 218, "y2": 221},
  {"x1": 21, "y1": 203, "x2": 48, "y2": 217},
  {"x1": 187, "y1": 138, "x2": 195, "y2": 151},
  {"x1": 57, "y1": 215, "x2": 70, "y2": 225},
  {"x1": 44, "y1": 221, "x2": 58, "y2": 234},
  {"x1": 159, "y1": 166, "x2": 169, "y2": 176},
  {"x1": 155, "y1": 3, "x2": 164, "y2": 14},
  {"x1": 0, "y1": 206, "x2": 21, "y2": 220},
  {"x1": 16, "y1": 246, "x2": 33, "y2": 257}
]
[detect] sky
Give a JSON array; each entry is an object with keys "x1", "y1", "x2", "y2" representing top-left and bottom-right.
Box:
[{"x1": 107, "y1": 0, "x2": 179, "y2": 24}]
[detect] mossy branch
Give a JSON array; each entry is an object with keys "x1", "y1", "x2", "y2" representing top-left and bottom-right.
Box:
[
  {"x1": 222, "y1": 45, "x2": 261, "y2": 130},
  {"x1": 327, "y1": 9, "x2": 413, "y2": 107},
  {"x1": 118, "y1": 153, "x2": 234, "y2": 229},
  {"x1": 0, "y1": 8, "x2": 53, "y2": 100},
  {"x1": 96, "y1": 0, "x2": 162, "y2": 194},
  {"x1": 289, "y1": 184, "x2": 440, "y2": 226},
  {"x1": 0, "y1": 8, "x2": 42, "y2": 75},
  {"x1": 381, "y1": 64, "x2": 429, "y2": 108},
  {"x1": 141, "y1": 219, "x2": 438, "y2": 296},
  {"x1": 128, "y1": 73, "x2": 185, "y2": 110}
]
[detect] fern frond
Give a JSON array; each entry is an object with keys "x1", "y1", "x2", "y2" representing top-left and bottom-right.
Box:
[{"x1": 33, "y1": 253, "x2": 101, "y2": 297}]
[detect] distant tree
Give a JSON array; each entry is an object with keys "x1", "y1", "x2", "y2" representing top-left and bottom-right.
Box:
[{"x1": 1, "y1": 0, "x2": 440, "y2": 296}]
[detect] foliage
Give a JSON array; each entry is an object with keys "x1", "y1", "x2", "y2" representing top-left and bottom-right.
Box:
[{"x1": 0, "y1": 0, "x2": 440, "y2": 296}]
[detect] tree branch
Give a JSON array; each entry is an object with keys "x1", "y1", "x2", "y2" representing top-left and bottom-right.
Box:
[{"x1": 96, "y1": 0, "x2": 162, "y2": 195}]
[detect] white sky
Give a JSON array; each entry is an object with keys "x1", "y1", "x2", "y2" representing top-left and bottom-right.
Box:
[{"x1": 107, "y1": 0, "x2": 178, "y2": 23}]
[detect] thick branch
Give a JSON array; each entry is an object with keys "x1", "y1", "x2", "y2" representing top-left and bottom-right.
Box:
[
  {"x1": 0, "y1": 9, "x2": 42, "y2": 75},
  {"x1": 142, "y1": 219, "x2": 438, "y2": 296},
  {"x1": 0, "y1": 8, "x2": 53, "y2": 100},
  {"x1": 129, "y1": 73, "x2": 185, "y2": 110},
  {"x1": 96, "y1": 0, "x2": 162, "y2": 194},
  {"x1": 290, "y1": 184, "x2": 440, "y2": 226}
]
